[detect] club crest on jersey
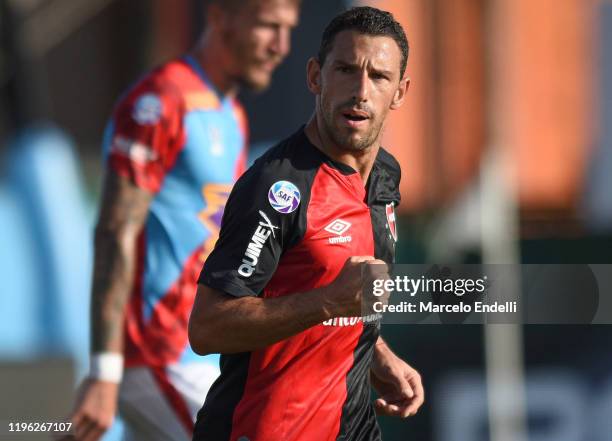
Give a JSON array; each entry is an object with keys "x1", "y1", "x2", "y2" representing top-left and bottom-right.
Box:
[
  {"x1": 386, "y1": 203, "x2": 398, "y2": 242},
  {"x1": 132, "y1": 93, "x2": 163, "y2": 125},
  {"x1": 268, "y1": 181, "x2": 300, "y2": 214}
]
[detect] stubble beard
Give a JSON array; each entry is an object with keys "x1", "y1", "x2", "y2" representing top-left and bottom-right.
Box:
[
  {"x1": 225, "y1": 31, "x2": 275, "y2": 92},
  {"x1": 320, "y1": 100, "x2": 383, "y2": 152},
  {"x1": 238, "y1": 72, "x2": 271, "y2": 92}
]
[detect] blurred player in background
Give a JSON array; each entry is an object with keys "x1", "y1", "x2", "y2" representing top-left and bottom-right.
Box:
[
  {"x1": 69, "y1": 1, "x2": 300, "y2": 440},
  {"x1": 189, "y1": 6, "x2": 423, "y2": 441}
]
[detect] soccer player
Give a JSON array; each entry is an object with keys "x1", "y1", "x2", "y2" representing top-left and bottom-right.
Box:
[
  {"x1": 189, "y1": 6, "x2": 423, "y2": 441},
  {"x1": 69, "y1": 1, "x2": 300, "y2": 440}
]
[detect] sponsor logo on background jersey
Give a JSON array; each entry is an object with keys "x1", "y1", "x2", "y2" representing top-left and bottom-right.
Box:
[
  {"x1": 268, "y1": 181, "x2": 300, "y2": 214},
  {"x1": 198, "y1": 184, "x2": 232, "y2": 262},
  {"x1": 238, "y1": 211, "x2": 279, "y2": 277},
  {"x1": 322, "y1": 313, "x2": 380, "y2": 327},
  {"x1": 132, "y1": 93, "x2": 163, "y2": 125},
  {"x1": 324, "y1": 219, "x2": 352, "y2": 245},
  {"x1": 385, "y1": 202, "x2": 398, "y2": 242},
  {"x1": 111, "y1": 135, "x2": 158, "y2": 164}
]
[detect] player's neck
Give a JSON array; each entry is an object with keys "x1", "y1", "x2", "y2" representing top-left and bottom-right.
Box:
[
  {"x1": 305, "y1": 116, "x2": 379, "y2": 185},
  {"x1": 191, "y1": 39, "x2": 239, "y2": 97}
]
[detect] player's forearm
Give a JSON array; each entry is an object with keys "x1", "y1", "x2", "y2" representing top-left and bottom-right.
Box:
[
  {"x1": 373, "y1": 336, "x2": 393, "y2": 363},
  {"x1": 375, "y1": 336, "x2": 387, "y2": 350},
  {"x1": 89, "y1": 172, "x2": 152, "y2": 355},
  {"x1": 189, "y1": 285, "x2": 334, "y2": 355},
  {"x1": 90, "y1": 224, "x2": 138, "y2": 354}
]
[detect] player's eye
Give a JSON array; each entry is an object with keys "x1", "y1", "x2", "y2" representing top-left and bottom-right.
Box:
[
  {"x1": 371, "y1": 72, "x2": 388, "y2": 81},
  {"x1": 255, "y1": 20, "x2": 280, "y2": 31}
]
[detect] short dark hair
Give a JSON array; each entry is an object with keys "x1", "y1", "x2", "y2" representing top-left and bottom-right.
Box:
[
  {"x1": 206, "y1": 0, "x2": 240, "y2": 11},
  {"x1": 207, "y1": 0, "x2": 300, "y2": 13},
  {"x1": 318, "y1": 6, "x2": 409, "y2": 78}
]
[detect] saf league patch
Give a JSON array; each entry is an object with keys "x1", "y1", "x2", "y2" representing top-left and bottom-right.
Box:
[
  {"x1": 132, "y1": 93, "x2": 163, "y2": 125},
  {"x1": 386, "y1": 202, "x2": 398, "y2": 242},
  {"x1": 268, "y1": 181, "x2": 300, "y2": 214}
]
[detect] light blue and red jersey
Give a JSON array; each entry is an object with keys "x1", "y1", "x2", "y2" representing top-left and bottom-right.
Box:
[{"x1": 102, "y1": 56, "x2": 248, "y2": 369}]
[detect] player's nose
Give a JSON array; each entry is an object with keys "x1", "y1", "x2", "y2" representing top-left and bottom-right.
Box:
[
  {"x1": 352, "y1": 70, "x2": 370, "y2": 103},
  {"x1": 270, "y1": 26, "x2": 291, "y2": 59}
]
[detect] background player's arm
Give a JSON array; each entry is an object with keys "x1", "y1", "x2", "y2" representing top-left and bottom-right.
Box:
[
  {"x1": 189, "y1": 257, "x2": 387, "y2": 354},
  {"x1": 90, "y1": 170, "x2": 152, "y2": 353},
  {"x1": 69, "y1": 171, "x2": 152, "y2": 441}
]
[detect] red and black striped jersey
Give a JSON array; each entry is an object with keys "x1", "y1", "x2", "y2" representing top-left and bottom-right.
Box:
[{"x1": 195, "y1": 127, "x2": 401, "y2": 441}]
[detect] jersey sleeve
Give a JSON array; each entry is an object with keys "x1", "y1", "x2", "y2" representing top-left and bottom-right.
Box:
[
  {"x1": 198, "y1": 163, "x2": 305, "y2": 297},
  {"x1": 104, "y1": 78, "x2": 186, "y2": 193}
]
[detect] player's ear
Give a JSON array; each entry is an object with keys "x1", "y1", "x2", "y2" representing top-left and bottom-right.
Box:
[
  {"x1": 390, "y1": 77, "x2": 410, "y2": 110},
  {"x1": 306, "y1": 57, "x2": 322, "y2": 95}
]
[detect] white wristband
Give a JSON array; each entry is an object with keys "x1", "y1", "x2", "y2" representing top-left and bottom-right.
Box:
[{"x1": 89, "y1": 352, "x2": 124, "y2": 383}]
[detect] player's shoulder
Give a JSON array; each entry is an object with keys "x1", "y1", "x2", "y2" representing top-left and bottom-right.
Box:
[
  {"x1": 233, "y1": 128, "x2": 321, "y2": 195},
  {"x1": 128, "y1": 59, "x2": 199, "y2": 102},
  {"x1": 110, "y1": 59, "x2": 191, "y2": 123},
  {"x1": 376, "y1": 147, "x2": 401, "y2": 185},
  {"x1": 373, "y1": 147, "x2": 401, "y2": 205},
  {"x1": 249, "y1": 128, "x2": 321, "y2": 178}
]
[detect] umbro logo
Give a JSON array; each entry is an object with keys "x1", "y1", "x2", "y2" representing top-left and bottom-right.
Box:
[
  {"x1": 324, "y1": 219, "x2": 351, "y2": 235},
  {"x1": 324, "y1": 219, "x2": 352, "y2": 244}
]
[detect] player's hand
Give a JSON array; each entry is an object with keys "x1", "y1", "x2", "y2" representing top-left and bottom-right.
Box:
[
  {"x1": 68, "y1": 378, "x2": 119, "y2": 441},
  {"x1": 325, "y1": 256, "x2": 389, "y2": 317},
  {"x1": 371, "y1": 342, "x2": 424, "y2": 418}
]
